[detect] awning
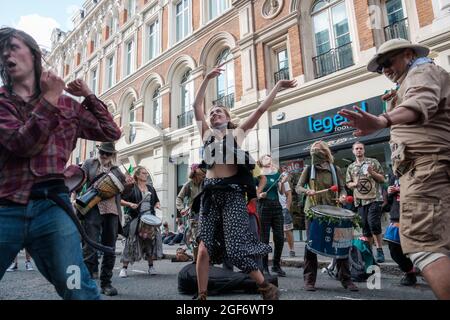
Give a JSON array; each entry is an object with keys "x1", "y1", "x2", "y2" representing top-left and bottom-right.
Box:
[{"x1": 274, "y1": 128, "x2": 390, "y2": 159}]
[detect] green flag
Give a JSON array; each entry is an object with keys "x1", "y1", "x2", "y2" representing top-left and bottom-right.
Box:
[{"x1": 128, "y1": 164, "x2": 134, "y2": 175}]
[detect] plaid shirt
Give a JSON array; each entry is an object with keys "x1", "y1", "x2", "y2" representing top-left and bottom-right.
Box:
[{"x1": 0, "y1": 87, "x2": 121, "y2": 204}]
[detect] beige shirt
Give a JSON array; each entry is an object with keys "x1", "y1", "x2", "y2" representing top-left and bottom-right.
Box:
[{"x1": 388, "y1": 63, "x2": 450, "y2": 160}]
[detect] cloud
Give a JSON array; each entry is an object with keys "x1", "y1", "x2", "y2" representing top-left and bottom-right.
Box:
[
  {"x1": 15, "y1": 14, "x2": 60, "y2": 50},
  {"x1": 66, "y1": 5, "x2": 82, "y2": 30}
]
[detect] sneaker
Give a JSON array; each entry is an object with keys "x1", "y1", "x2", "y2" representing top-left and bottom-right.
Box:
[
  {"x1": 289, "y1": 251, "x2": 296, "y2": 257},
  {"x1": 101, "y1": 284, "x2": 118, "y2": 296},
  {"x1": 258, "y1": 282, "x2": 279, "y2": 300},
  {"x1": 400, "y1": 272, "x2": 417, "y2": 286},
  {"x1": 119, "y1": 268, "x2": 128, "y2": 278},
  {"x1": 6, "y1": 263, "x2": 18, "y2": 272},
  {"x1": 375, "y1": 249, "x2": 385, "y2": 263},
  {"x1": 148, "y1": 265, "x2": 157, "y2": 275},
  {"x1": 25, "y1": 261, "x2": 34, "y2": 271},
  {"x1": 271, "y1": 265, "x2": 286, "y2": 277}
]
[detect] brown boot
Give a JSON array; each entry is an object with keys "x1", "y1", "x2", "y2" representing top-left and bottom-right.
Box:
[
  {"x1": 197, "y1": 291, "x2": 207, "y2": 300},
  {"x1": 258, "y1": 281, "x2": 279, "y2": 300}
]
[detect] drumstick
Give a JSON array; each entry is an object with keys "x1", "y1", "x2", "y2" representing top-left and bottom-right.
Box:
[{"x1": 312, "y1": 185, "x2": 338, "y2": 195}]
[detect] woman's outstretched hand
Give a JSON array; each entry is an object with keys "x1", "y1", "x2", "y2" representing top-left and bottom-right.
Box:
[
  {"x1": 206, "y1": 63, "x2": 225, "y2": 80},
  {"x1": 275, "y1": 79, "x2": 297, "y2": 91}
]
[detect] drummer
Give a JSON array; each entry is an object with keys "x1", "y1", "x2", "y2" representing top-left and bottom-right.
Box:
[
  {"x1": 119, "y1": 166, "x2": 162, "y2": 277},
  {"x1": 81, "y1": 141, "x2": 134, "y2": 296},
  {"x1": 295, "y1": 141, "x2": 358, "y2": 291}
]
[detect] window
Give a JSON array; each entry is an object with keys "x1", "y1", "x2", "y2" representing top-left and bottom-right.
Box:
[
  {"x1": 127, "y1": 0, "x2": 136, "y2": 19},
  {"x1": 384, "y1": 0, "x2": 408, "y2": 40},
  {"x1": 176, "y1": 0, "x2": 190, "y2": 42},
  {"x1": 178, "y1": 70, "x2": 194, "y2": 128},
  {"x1": 129, "y1": 102, "x2": 137, "y2": 143},
  {"x1": 86, "y1": 139, "x2": 96, "y2": 158},
  {"x1": 125, "y1": 40, "x2": 134, "y2": 76},
  {"x1": 105, "y1": 56, "x2": 114, "y2": 90},
  {"x1": 274, "y1": 48, "x2": 290, "y2": 82},
  {"x1": 213, "y1": 48, "x2": 234, "y2": 109},
  {"x1": 152, "y1": 87, "x2": 162, "y2": 127},
  {"x1": 208, "y1": 0, "x2": 229, "y2": 21},
  {"x1": 91, "y1": 68, "x2": 97, "y2": 95},
  {"x1": 147, "y1": 20, "x2": 159, "y2": 61},
  {"x1": 311, "y1": 0, "x2": 353, "y2": 78}
]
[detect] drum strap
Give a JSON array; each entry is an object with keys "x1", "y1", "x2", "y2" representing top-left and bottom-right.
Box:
[
  {"x1": 309, "y1": 163, "x2": 339, "y2": 192},
  {"x1": 30, "y1": 186, "x2": 115, "y2": 254}
]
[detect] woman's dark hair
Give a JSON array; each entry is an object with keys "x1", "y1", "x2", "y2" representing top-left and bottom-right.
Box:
[{"x1": 0, "y1": 27, "x2": 43, "y2": 96}]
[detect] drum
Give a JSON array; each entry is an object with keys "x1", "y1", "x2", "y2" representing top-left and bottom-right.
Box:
[
  {"x1": 75, "y1": 166, "x2": 126, "y2": 215},
  {"x1": 383, "y1": 222, "x2": 400, "y2": 244},
  {"x1": 138, "y1": 214, "x2": 162, "y2": 240},
  {"x1": 307, "y1": 205, "x2": 355, "y2": 258}
]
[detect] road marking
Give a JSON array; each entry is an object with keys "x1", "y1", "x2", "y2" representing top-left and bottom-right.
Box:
[
  {"x1": 131, "y1": 269, "x2": 146, "y2": 274},
  {"x1": 335, "y1": 296, "x2": 364, "y2": 300}
]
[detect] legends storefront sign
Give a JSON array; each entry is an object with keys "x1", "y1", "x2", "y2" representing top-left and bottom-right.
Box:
[{"x1": 274, "y1": 96, "x2": 384, "y2": 148}]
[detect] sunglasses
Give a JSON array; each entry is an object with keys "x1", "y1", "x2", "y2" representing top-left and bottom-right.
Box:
[
  {"x1": 377, "y1": 50, "x2": 404, "y2": 73},
  {"x1": 99, "y1": 150, "x2": 113, "y2": 157}
]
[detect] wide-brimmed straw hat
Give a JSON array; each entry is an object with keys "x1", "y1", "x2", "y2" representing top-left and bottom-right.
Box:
[
  {"x1": 367, "y1": 38, "x2": 430, "y2": 72},
  {"x1": 96, "y1": 142, "x2": 117, "y2": 154}
]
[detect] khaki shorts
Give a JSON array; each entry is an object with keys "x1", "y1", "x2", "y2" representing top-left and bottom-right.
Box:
[
  {"x1": 399, "y1": 158, "x2": 450, "y2": 254},
  {"x1": 408, "y1": 252, "x2": 448, "y2": 272}
]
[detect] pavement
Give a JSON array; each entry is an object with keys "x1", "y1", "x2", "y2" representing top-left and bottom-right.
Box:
[{"x1": 115, "y1": 235, "x2": 402, "y2": 275}]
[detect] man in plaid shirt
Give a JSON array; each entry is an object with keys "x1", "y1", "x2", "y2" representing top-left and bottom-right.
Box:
[{"x1": 0, "y1": 28, "x2": 122, "y2": 299}]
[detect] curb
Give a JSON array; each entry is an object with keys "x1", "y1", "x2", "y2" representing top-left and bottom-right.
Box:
[{"x1": 157, "y1": 253, "x2": 402, "y2": 276}]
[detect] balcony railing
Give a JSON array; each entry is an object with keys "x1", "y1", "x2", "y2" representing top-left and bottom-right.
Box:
[
  {"x1": 274, "y1": 67, "x2": 290, "y2": 83},
  {"x1": 384, "y1": 18, "x2": 409, "y2": 41},
  {"x1": 312, "y1": 42, "x2": 354, "y2": 79},
  {"x1": 213, "y1": 92, "x2": 235, "y2": 109},
  {"x1": 177, "y1": 110, "x2": 194, "y2": 128}
]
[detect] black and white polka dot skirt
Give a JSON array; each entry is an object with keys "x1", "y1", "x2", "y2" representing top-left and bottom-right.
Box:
[{"x1": 198, "y1": 178, "x2": 272, "y2": 273}]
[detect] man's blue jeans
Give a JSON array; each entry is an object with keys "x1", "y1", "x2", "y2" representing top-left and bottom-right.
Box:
[{"x1": 0, "y1": 193, "x2": 100, "y2": 300}]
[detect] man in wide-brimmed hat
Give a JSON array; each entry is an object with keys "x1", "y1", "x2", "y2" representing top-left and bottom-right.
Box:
[
  {"x1": 338, "y1": 38, "x2": 450, "y2": 299},
  {"x1": 81, "y1": 141, "x2": 133, "y2": 296}
]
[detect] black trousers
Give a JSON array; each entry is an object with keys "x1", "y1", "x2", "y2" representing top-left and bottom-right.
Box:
[
  {"x1": 258, "y1": 199, "x2": 284, "y2": 269},
  {"x1": 388, "y1": 242, "x2": 414, "y2": 273},
  {"x1": 357, "y1": 201, "x2": 382, "y2": 237},
  {"x1": 82, "y1": 206, "x2": 118, "y2": 287}
]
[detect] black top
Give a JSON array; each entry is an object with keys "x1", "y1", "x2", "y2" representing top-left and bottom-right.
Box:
[
  {"x1": 122, "y1": 184, "x2": 159, "y2": 219},
  {"x1": 200, "y1": 132, "x2": 255, "y2": 172}
]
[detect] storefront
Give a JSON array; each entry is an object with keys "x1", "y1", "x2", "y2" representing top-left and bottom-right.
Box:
[{"x1": 272, "y1": 95, "x2": 392, "y2": 235}]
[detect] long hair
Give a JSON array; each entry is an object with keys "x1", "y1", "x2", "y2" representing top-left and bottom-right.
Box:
[
  {"x1": 207, "y1": 104, "x2": 238, "y2": 129},
  {"x1": 133, "y1": 165, "x2": 147, "y2": 183},
  {"x1": 0, "y1": 27, "x2": 43, "y2": 96},
  {"x1": 311, "y1": 140, "x2": 334, "y2": 163}
]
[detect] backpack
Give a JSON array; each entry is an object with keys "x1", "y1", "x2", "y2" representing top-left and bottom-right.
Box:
[
  {"x1": 349, "y1": 238, "x2": 376, "y2": 282},
  {"x1": 178, "y1": 263, "x2": 278, "y2": 296}
]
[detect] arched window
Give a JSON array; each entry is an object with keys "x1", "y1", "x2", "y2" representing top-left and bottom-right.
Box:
[
  {"x1": 129, "y1": 102, "x2": 137, "y2": 143},
  {"x1": 178, "y1": 69, "x2": 194, "y2": 128},
  {"x1": 152, "y1": 86, "x2": 162, "y2": 127},
  {"x1": 311, "y1": 0, "x2": 353, "y2": 78},
  {"x1": 213, "y1": 48, "x2": 234, "y2": 109}
]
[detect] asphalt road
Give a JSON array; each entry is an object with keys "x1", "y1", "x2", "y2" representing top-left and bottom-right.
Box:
[{"x1": 0, "y1": 253, "x2": 435, "y2": 300}]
